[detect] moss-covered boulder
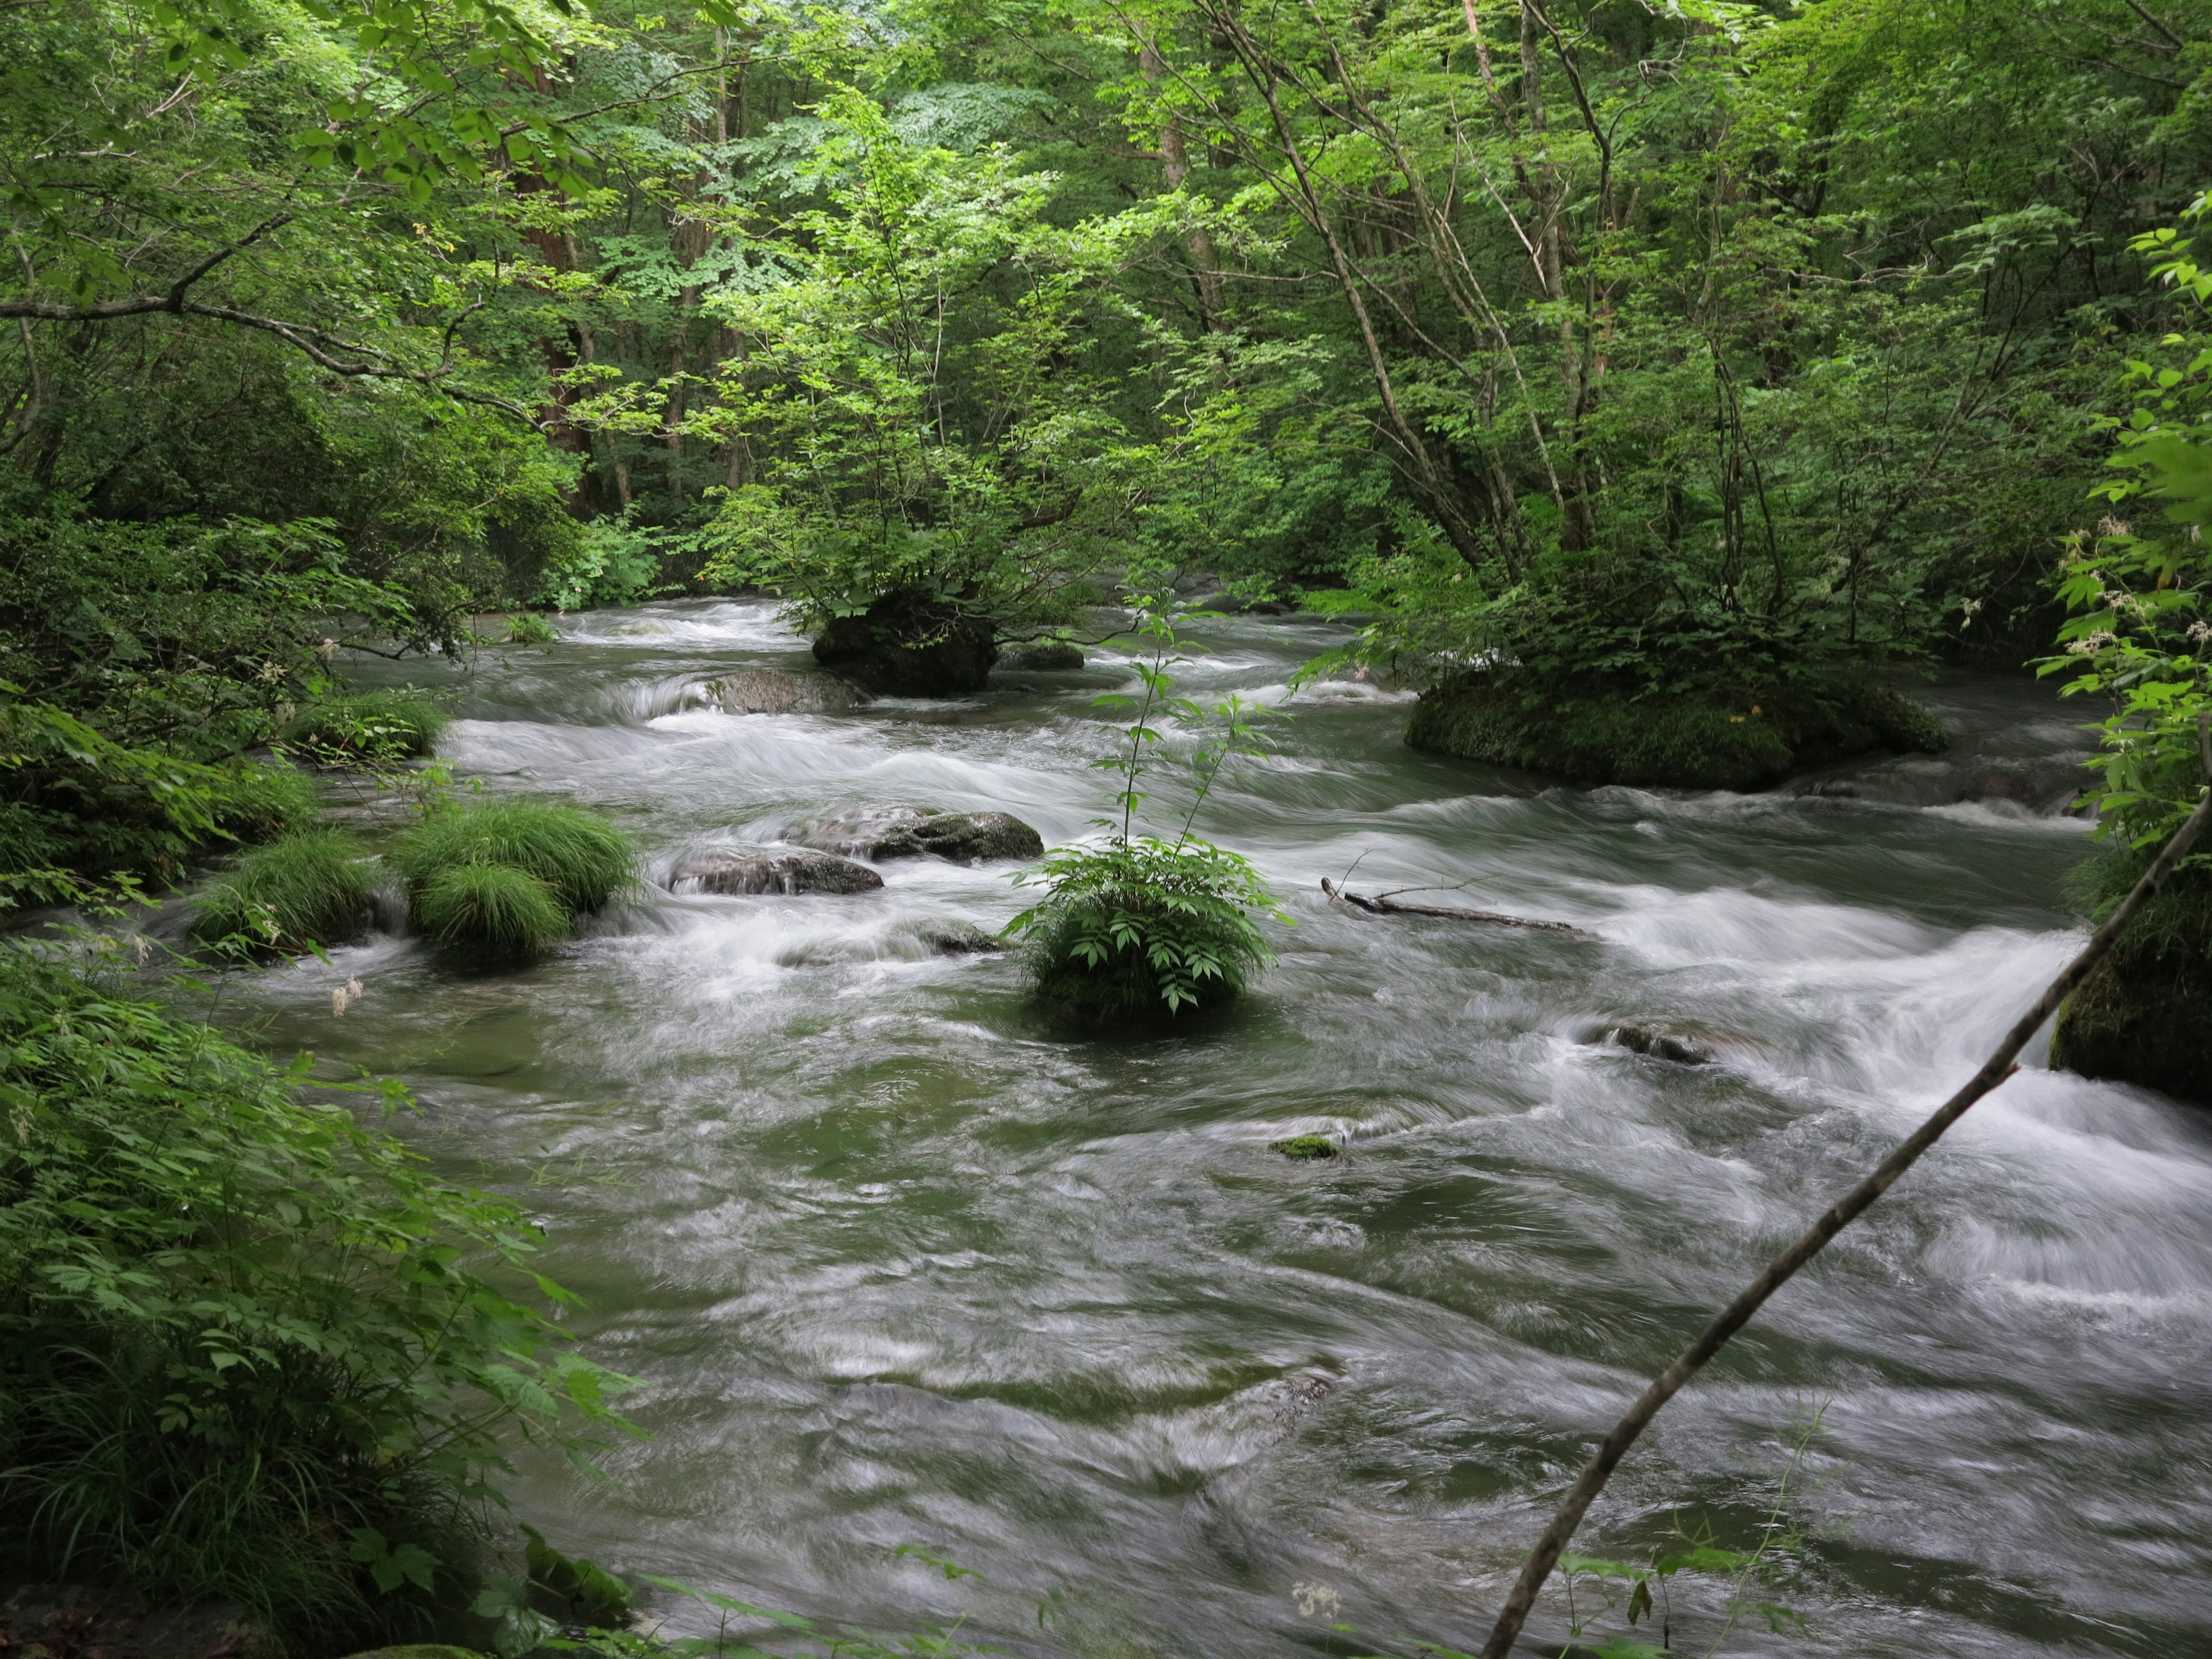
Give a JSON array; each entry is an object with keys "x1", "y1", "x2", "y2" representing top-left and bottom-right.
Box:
[
  {"x1": 997, "y1": 641, "x2": 1085, "y2": 671},
  {"x1": 2051, "y1": 862, "x2": 2212, "y2": 1107},
  {"x1": 812, "y1": 590, "x2": 998, "y2": 696},
  {"x1": 1405, "y1": 673, "x2": 1946, "y2": 790}
]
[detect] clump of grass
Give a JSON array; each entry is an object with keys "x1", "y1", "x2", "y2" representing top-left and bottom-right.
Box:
[
  {"x1": 392, "y1": 801, "x2": 632, "y2": 914},
  {"x1": 411, "y1": 862, "x2": 568, "y2": 955},
  {"x1": 204, "y1": 760, "x2": 319, "y2": 841},
  {"x1": 280, "y1": 691, "x2": 451, "y2": 763},
  {"x1": 190, "y1": 830, "x2": 372, "y2": 952},
  {"x1": 505, "y1": 612, "x2": 559, "y2": 646}
]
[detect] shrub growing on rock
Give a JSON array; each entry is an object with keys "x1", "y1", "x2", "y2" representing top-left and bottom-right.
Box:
[
  {"x1": 1008, "y1": 592, "x2": 1286, "y2": 1021},
  {"x1": 190, "y1": 829, "x2": 373, "y2": 952}
]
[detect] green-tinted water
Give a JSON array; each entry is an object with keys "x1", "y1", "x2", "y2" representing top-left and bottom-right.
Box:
[{"x1": 233, "y1": 602, "x2": 2212, "y2": 1657}]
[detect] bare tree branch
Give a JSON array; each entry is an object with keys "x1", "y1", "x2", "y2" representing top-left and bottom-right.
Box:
[{"x1": 1476, "y1": 714, "x2": 2212, "y2": 1659}]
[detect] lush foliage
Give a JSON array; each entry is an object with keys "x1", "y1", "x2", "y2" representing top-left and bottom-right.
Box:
[
  {"x1": 188, "y1": 828, "x2": 374, "y2": 953},
  {"x1": 0, "y1": 946, "x2": 626, "y2": 1633},
  {"x1": 2047, "y1": 203, "x2": 2212, "y2": 849}
]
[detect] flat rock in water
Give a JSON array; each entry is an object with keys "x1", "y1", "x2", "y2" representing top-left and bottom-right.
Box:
[
  {"x1": 787, "y1": 805, "x2": 1043, "y2": 863},
  {"x1": 996, "y1": 641, "x2": 1085, "y2": 671},
  {"x1": 668, "y1": 848, "x2": 884, "y2": 896},
  {"x1": 696, "y1": 668, "x2": 868, "y2": 714}
]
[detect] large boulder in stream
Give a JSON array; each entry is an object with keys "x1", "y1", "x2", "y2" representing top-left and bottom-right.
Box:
[
  {"x1": 1406, "y1": 673, "x2": 1947, "y2": 790},
  {"x1": 787, "y1": 805, "x2": 1044, "y2": 863},
  {"x1": 2051, "y1": 864, "x2": 2212, "y2": 1107},
  {"x1": 812, "y1": 590, "x2": 998, "y2": 696},
  {"x1": 668, "y1": 848, "x2": 884, "y2": 896},
  {"x1": 696, "y1": 668, "x2": 868, "y2": 714}
]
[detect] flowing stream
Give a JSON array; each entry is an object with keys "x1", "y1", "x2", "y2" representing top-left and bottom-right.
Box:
[{"x1": 228, "y1": 600, "x2": 2212, "y2": 1658}]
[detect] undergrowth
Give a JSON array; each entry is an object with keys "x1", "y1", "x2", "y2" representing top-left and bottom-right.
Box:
[
  {"x1": 0, "y1": 945, "x2": 627, "y2": 1643},
  {"x1": 189, "y1": 828, "x2": 373, "y2": 953}
]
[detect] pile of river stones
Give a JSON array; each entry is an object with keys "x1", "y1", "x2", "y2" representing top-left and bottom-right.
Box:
[{"x1": 664, "y1": 672, "x2": 1048, "y2": 955}]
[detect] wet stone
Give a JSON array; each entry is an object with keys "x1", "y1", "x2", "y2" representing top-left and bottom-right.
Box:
[
  {"x1": 996, "y1": 641, "x2": 1086, "y2": 671},
  {"x1": 1592, "y1": 1024, "x2": 1711, "y2": 1066},
  {"x1": 903, "y1": 919, "x2": 1009, "y2": 955},
  {"x1": 668, "y1": 849, "x2": 884, "y2": 896},
  {"x1": 787, "y1": 805, "x2": 1044, "y2": 863},
  {"x1": 1270, "y1": 1135, "x2": 1339, "y2": 1160},
  {"x1": 695, "y1": 668, "x2": 868, "y2": 715}
]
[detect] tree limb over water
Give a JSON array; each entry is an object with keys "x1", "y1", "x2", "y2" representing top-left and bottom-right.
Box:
[
  {"x1": 1477, "y1": 714, "x2": 2212, "y2": 1658},
  {"x1": 1319, "y1": 877, "x2": 1599, "y2": 940}
]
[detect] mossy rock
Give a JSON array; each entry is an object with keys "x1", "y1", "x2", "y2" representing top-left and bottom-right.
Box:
[
  {"x1": 997, "y1": 641, "x2": 1085, "y2": 671},
  {"x1": 1406, "y1": 673, "x2": 1946, "y2": 790},
  {"x1": 1270, "y1": 1135, "x2": 1338, "y2": 1160},
  {"x1": 2051, "y1": 861, "x2": 2212, "y2": 1107},
  {"x1": 812, "y1": 590, "x2": 998, "y2": 696}
]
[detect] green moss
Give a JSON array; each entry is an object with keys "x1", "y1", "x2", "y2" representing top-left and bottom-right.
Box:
[
  {"x1": 1406, "y1": 674, "x2": 1947, "y2": 789},
  {"x1": 281, "y1": 692, "x2": 452, "y2": 763},
  {"x1": 1270, "y1": 1135, "x2": 1338, "y2": 1160},
  {"x1": 2050, "y1": 855, "x2": 2212, "y2": 1105},
  {"x1": 503, "y1": 613, "x2": 559, "y2": 646},
  {"x1": 190, "y1": 830, "x2": 373, "y2": 952},
  {"x1": 391, "y1": 801, "x2": 632, "y2": 915},
  {"x1": 411, "y1": 862, "x2": 568, "y2": 955}
]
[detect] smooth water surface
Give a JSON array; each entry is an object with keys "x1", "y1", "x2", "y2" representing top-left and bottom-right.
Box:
[{"x1": 233, "y1": 601, "x2": 2212, "y2": 1657}]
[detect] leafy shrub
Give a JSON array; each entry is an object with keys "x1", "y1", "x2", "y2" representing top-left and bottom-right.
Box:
[
  {"x1": 1007, "y1": 592, "x2": 1285, "y2": 1020},
  {"x1": 412, "y1": 861, "x2": 570, "y2": 955},
  {"x1": 280, "y1": 691, "x2": 452, "y2": 764},
  {"x1": 392, "y1": 800, "x2": 634, "y2": 915},
  {"x1": 505, "y1": 612, "x2": 559, "y2": 645},
  {"x1": 532, "y1": 516, "x2": 678, "y2": 613},
  {"x1": 190, "y1": 830, "x2": 373, "y2": 952},
  {"x1": 0, "y1": 948, "x2": 625, "y2": 1636},
  {"x1": 1011, "y1": 836, "x2": 1279, "y2": 1017}
]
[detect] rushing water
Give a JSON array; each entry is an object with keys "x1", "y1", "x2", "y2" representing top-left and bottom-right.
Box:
[{"x1": 225, "y1": 600, "x2": 2212, "y2": 1658}]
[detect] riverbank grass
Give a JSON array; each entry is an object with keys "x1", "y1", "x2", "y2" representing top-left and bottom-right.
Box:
[
  {"x1": 281, "y1": 692, "x2": 452, "y2": 764},
  {"x1": 392, "y1": 800, "x2": 633, "y2": 952},
  {"x1": 190, "y1": 829, "x2": 373, "y2": 952},
  {"x1": 413, "y1": 862, "x2": 569, "y2": 953}
]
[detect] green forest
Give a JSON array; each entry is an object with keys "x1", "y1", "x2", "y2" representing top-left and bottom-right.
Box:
[{"x1": 9, "y1": 0, "x2": 2212, "y2": 1655}]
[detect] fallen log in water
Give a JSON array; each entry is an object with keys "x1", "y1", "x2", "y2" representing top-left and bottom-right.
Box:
[{"x1": 1319, "y1": 878, "x2": 1600, "y2": 941}]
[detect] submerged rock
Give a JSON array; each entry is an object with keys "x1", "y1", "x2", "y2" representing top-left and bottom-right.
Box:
[
  {"x1": 667, "y1": 849, "x2": 884, "y2": 896},
  {"x1": 997, "y1": 641, "x2": 1086, "y2": 671},
  {"x1": 1407, "y1": 674, "x2": 1947, "y2": 790},
  {"x1": 812, "y1": 590, "x2": 998, "y2": 696},
  {"x1": 695, "y1": 668, "x2": 868, "y2": 714},
  {"x1": 1590, "y1": 1024, "x2": 1711, "y2": 1066},
  {"x1": 899, "y1": 918, "x2": 1009, "y2": 955},
  {"x1": 788, "y1": 805, "x2": 1044, "y2": 863}
]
